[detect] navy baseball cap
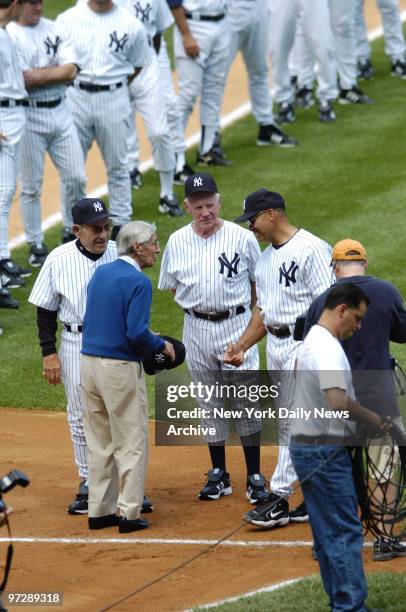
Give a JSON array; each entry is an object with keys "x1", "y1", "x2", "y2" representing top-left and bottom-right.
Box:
[
  {"x1": 234, "y1": 189, "x2": 285, "y2": 223},
  {"x1": 184, "y1": 173, "x2": 218, "y2": 197},
  {"x1": 143, "y1": 335, "x2": 186, "y2": 376},
  {"x1": 72, "y1": 198, "x2": 109, "y2": 225}
]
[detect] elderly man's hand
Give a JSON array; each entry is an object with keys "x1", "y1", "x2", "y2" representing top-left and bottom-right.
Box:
[
  {"x1": 223, "y1": 342, "x2": 245, "y2": 367},
  {"x1": 163, "y1": 341, "x2": 176, "y2": 362},
  {"x1": 42, "y1": 353, "x2": 62, "y2": 385}
]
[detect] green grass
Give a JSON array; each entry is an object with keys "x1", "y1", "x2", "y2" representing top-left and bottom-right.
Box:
[
  {"x1": 193, "y1": 572, "x2": 406, "y2": 611},
  {"x1": 1, "y1": 26, "x2": 406, "y2": 412}
]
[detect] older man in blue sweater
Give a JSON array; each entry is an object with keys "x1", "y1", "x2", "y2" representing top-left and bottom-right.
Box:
[{"x1": 81, "y1": 221, "x2": 175, "y2": 533}]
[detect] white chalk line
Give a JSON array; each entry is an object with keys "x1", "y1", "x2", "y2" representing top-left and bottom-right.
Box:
[{"x1": 9, "y1": 15, "x2": 402, "y2": 252}]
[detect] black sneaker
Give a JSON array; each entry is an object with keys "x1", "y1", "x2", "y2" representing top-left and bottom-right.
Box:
[
  {"x1": 199, "y1": 468, "x2": 232, "y2": 500},
  {"x1": 67, "y1": 480, "x2": 88, "y2": 515},
  {"x1": 275, "y1": 102, "x2": 295, "y2": 124},
  {"x1": 391, "y1": 59, "x2": 406, "y2": 79},
  {"x1": 89, "y1": 514, "x2": 119, "y2": 530},
  {"x1": 296, "y1": 87, "x2": 314, "y2": 109},
  {"x1": 243, "y1": 492, "x2": 289, "y2": 528},
  {"x1": 61, "y1": 228, "x2": 76, "y2": 244},
  {"x1": 119, "y1": 517, "x2": 149, "y2": 533},
  {"x1": 130, "y1": 168, "x2": 142, "y2": 189},
  {"x1": 357, "y1": 58, "x2": 374, "y2": 80},
  {"x1": 318, "y1": 101, "x2": 336, "y2": 123},
  {"x1": 373, "y1": 538, "x2": 406, "y2": 561},
  {"x1": 1, "y1": 272, "x2": 25, "y2": 289},
  {"x1": 159, "y1": 195, "x2": 184, "y2": 217},
  {"x1": 0, "y1": 258, "x2": 31, "y2": 278},
  {"x1": 246, "y1": 473, "x2": 269, "y2": 505},
  {"x1": 196, "y1": 148, "x2": 232, "y2": 167},
  {"x1": 141, "y1": 495, "x2": 154, "y2": 513},
  {"x1": 174, "y1": 163, "x2": 195, "y2": 185},
  {"x1": 289, "y1": 501, "x2": 309, "y2": 523},
  {"x1": 257, "y1": 124, "x2": 298, "y2": 147},
  {"x1": 0, "y1": 289, "x2": 19, "y2": 309},
  {"x1": 338, "y1": 86, "x2": 373, "y2": 105},
  {"x1": 28, "y1": 243, "x2": 48, "y2": 267}
]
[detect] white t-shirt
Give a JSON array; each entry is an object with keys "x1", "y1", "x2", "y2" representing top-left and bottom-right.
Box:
[{"x1": 291, "y1": 324, "x2": 356, "y2": 438}]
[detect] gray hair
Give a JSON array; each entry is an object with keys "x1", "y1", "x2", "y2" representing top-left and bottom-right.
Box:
[{"x1": 117, "y1": 221, "x2": 156, "y2": 256}]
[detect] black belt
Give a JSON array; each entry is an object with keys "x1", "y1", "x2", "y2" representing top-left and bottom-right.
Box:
[
  {"x1": 266, "y1": 325, "x2": 291, "y2": 338},
  {"x1": 185, "y1": 11, "x2": 225, "y2": 22},
  {"x1": 64, "y1": 324, "x2": 83, "y2": 333},
  {"x1": 183, "y1": 305, "x2": 245, "y2": 322},
  {"x1": 29, "y1": 98, "x2": 62, "y2": 109},
  {"x1": 292, "y1": 435, "x2": 346, "y2": 446},
  {"x1": 0, "y1": 99, "x2": 28, "y2": 108},
  {"x1": 77, "y1": 82, "x2": 123, "y2": 92}
]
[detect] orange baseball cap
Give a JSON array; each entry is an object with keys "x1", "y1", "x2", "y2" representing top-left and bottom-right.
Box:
[{"x1": 332, "y1": 239, "x2": 367, "y2": 261}]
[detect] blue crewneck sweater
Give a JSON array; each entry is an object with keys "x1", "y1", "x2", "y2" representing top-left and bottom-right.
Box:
[{"x1": 82, "y1": 259, "x2": 165, "y2": 361}]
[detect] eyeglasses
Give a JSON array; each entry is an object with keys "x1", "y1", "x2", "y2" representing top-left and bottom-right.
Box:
[{"x1": 249, "y1": 210, "x2": 267, "y2": 226}]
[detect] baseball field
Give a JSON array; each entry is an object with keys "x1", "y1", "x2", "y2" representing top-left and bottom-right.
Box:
[{"x1": 1, "y1": 1, "x2": 406, "y2": 610}]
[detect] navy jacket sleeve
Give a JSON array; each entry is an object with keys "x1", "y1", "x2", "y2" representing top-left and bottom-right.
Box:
[
  {"x1": 389, "y1": 285, "x2": 406, "y2": 343},
  {"x1": 303, "y1": 293, "x2": 326, "y2": 338},
  {"x1": 127, "y1": 278, "x2": 166, "y2": 354}
]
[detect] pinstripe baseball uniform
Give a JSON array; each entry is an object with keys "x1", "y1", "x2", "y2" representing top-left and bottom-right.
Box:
[
  {"x1": 255, "y1": 228, "x2": 333, "y2": 497},
  {"x1": 0, "y1": 26, "x2": 27, "y2": 261},
  {"x1": 29, "y1": 240, "x2": 117, "y2": 479},
  {"x1": 7, "y1": 17, "x2": 86, "y2": 247},
  {"x1": 56, "y1": 2, "x2": 151, "y2": 229},
  {"x1": 159, "y1": 220, "x2": 261, "y2": 441},
  {"x1": 355, "y1": 0, "x2": 406, "y2": 64}
]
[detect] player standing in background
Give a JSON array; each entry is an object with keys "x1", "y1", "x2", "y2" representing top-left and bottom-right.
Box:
[
  {"x1": 225, "y1": 189, "x2": 333, "y2": 527},
  {"x1": 355, "y1": 0, "x2": 406, "y2": 79},
  {"x1": 173, "y1": 0, "x2": 233, "y2": 166},
  {"x1": 56, "y1": 0, "x2": 151, "y2": 240},
  {"x1": 0, "y1": 0, "x2": 32, "y2": 287},
  {"x1": 8, "y1": 0, "x2": 87, "y2": 265},
  {"x1": 220, "y1": 0, "x2": 298, "y2": 148},
  {"x1": 159, "y1": 174, "x2": 269, "y2": 504}
]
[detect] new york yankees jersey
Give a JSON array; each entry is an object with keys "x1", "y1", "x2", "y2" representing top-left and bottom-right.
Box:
[
  {"x1": 56, "y1": 3, "x2": 151, "y2": 85},
  {"x1": 158, "y1": 221, "x2": 261, "y2": 311},
  {"x1": 29, "y1": 241, "x2": 117, "y2": 323},
  {"x1": 7, "y1": 18, "x2": 77, "y2": 103},
  {"x1": 255, "y1": 228, "x2": 333, "y2": 327},
  {"x1": 183, "y1": 0, "x2": 227, "y2": 13},
  {"x1": 0, "y1": 28, "x2": 26, "y2": 100}
]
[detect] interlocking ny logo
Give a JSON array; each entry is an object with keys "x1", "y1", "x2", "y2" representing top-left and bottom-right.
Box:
[
  {"x1": 218, "y1": 252, "x2": 240, "y2": 278},
  {"x1": 279, "y1": 261, "x2": 299, "y2": 287},
  {"x1": 109, "y1": 31, "x2": 129, "y2": 52},
  {"x1": 44, "y1": 36, "x2": 61, "y2": 57},
  {"x1": 193, "y1": 177, "x2": 203, "y2": 187},
  {"x1": 133, "y1": 1, "x2": 152, "y2": 22},
  {"x1": 93, "y1": 202, "x2": 104, "y2": 213}
]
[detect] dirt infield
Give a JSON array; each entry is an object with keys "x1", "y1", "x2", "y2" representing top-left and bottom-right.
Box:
[{"x1": 2, "y1": 408, "x2": 405, "y2": 611}]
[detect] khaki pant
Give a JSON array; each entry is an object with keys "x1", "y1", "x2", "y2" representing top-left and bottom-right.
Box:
[{"x1": 80, "y1": 355, "x2": 148, "y2": 520}]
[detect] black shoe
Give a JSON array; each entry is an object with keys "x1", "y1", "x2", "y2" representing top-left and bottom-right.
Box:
[
  {"x1": 130, "y1": 168, "x2": 142, "y2": 189},
  {"x1": 373, "y1": 538, "x2": 406, "y2": 561},
  {"x1": 295, "y1": 87, "x2": 314, "y2": 109},
  {"x1": 0, "y1": 258, "x2": 31, "y2": 278},
  {"x1": 119, "y1": 517, "x2": 149, "y2": 533},
  {"x1": 338, "y1": 86, "x2": 373, "y2": 105},
  {"x1": 244, "y1": 492, "x2": 289, "y2": 528},
  {"x1": 257, "y1": 124, "x2": 298, "y2": 147},
  {"x1": 391, "y1": 59, "x2": 406, "y2": 79},
  {"x1": 275, "y1": 102, "x2": 295, "y2": 124},
  {"x1": 289, "y1": 501, "x2": 309, "y2": 523},
  {"x1": 174, "y1": 163, "x2": 195, "y2": 185},
  {"x1": 246, "y1": 473, "x2": 269, "y2": 505},
  {"x1": 111, "y1": 225, "x2": 122, "y2": 241},
  {"x1": 28, "y1": 243, "x2": 48, "y2": 267},
  {"x1": 196, "y1": 148, "x2": 232, "y2": 167},
  {"x1": 357, "y1": 58, "x2": 374, "y2": 80},
  {"x1": 159, "y1": 195, "x2": 184, "y2": 217},
  {"x1": 0, "y1": 272, "x2": 25, "y2": 289},
  {"x1": 0, "y1": 290, "x2": 19, "y2": 309},
  {"x1": 199, "y1": 468, "x2": 232, "y2": 501},
  {"x1": 67, "y1": 480, "x2": 88, "y2": 515},
  {"x1": 89, "y1": 514, "x2": 120, "y2": 530},
  {"x1": 318, "y1": 101, "x2": 336, "y2": 123},
  {"x1": 61, "y1": 229, "x2": 76, "y2": 244},
  {"x1": 141, "y1": 495, "x2": 153, "y2": 513}
]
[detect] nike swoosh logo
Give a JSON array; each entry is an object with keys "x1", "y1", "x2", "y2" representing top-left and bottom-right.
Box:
[{"x1": 268, "y1": 510, "x2": 283, "y2": 519}]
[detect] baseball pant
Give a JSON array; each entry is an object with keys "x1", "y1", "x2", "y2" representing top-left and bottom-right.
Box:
[
  {"x1": 183, "y1": 310, "x2": 261, "y2": 443},
  {"x1": 266, "y1": 333, "x2": 300, "y2": 499},
  {"x1": 59, "y1": 330, "x2": 88, "y2": 479},
  {"x1": 0, "y1": 107, "x2": 26, "y2": 260},
  {"x1": 158, "y1": 39, "x2": 186, "y2": 158},
  {"x1": 355, "y1": 0, "x2": 406, "y2": 62},
  {"x1": 81, "y1": 356, "x2": 148, "y2": 521},
  {"x1": 20, "y1": 102, "x2": 86, "y2": 245},
  {"x1": 65, "y1": 86, "x2": 133, "y2": 227}
]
